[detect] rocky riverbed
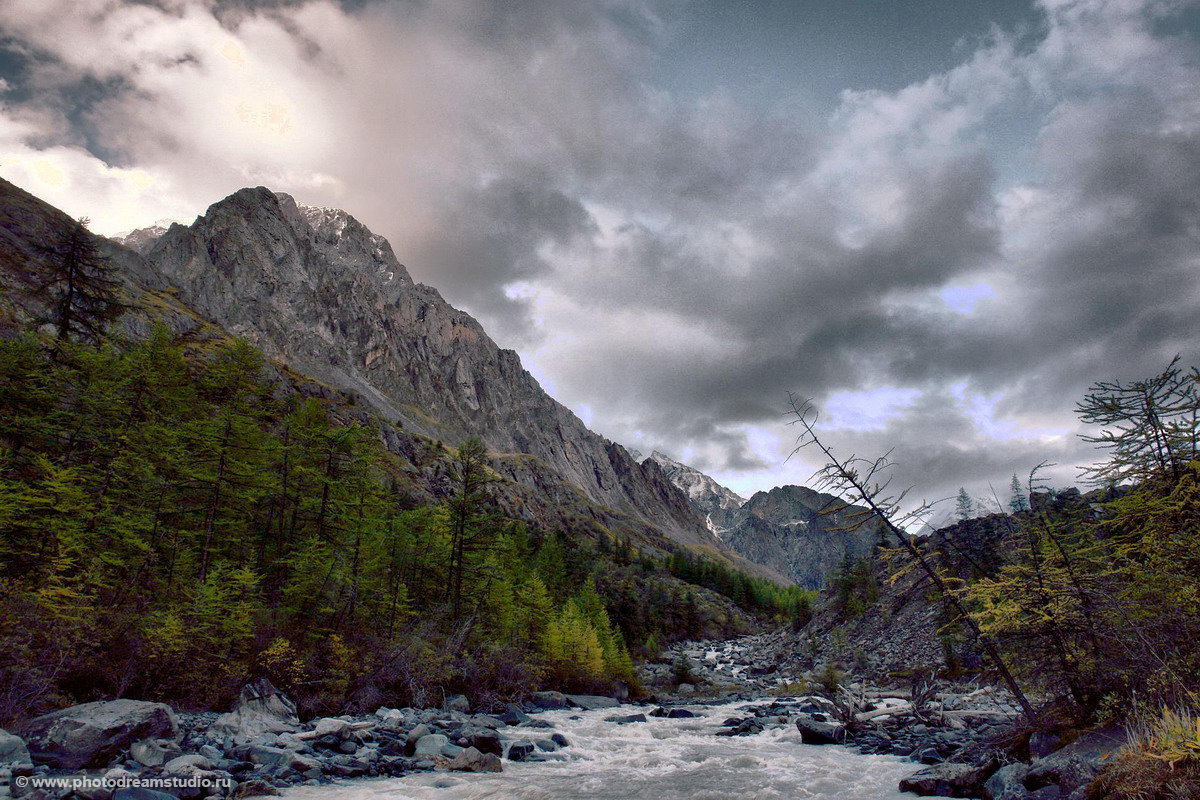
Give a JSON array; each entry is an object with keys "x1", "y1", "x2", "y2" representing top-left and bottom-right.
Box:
[{"x1": 0, "y1": 634, "x2": 1130, "y2": 800}]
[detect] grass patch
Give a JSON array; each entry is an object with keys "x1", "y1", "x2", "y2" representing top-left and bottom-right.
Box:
[{"x1": 1091, "y1": 703, "x2": 1200, "y2": 799}]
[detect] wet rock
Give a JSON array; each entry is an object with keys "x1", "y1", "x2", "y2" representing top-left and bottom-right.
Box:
[
  {"x1": 448, "y1": 747, "x2": 501, "y2": 773},
  {"x1": 898, "y1": 762, "x2": 986, "y2": 797},
  {"x1": 21, "y1": 700, "x2": 178, "y2": 769},
  {"x1": 566, "y1": 695, "x2": 619, "y2": 710},
  {"x1": 530, "y1": 692, "x2": 569, "y2": 710},
  {"x1": 666, "y1": 709, "x2": 698, "y2": 719},
  {"x1": 467, "y1": 730, "x2": 502, "y2": 756},
  {"x1": 412, "y1": 735, "x2": 448, "y2": 758},
  {"x1": 794, "y1": 714, "x2": 845, "y2": 745},
  {"x1": 231, "y1": 779, "x2": 279, "y2": 799},
  {"x1": 1025, "y1": 726, "x2": 1128, "y2": 794},
  {"x1": 550, "y1": 733, "x2": 569, "y2": 748},
  {"x1": 505, "y1": 741, "x2": 535, "y2": 762},
  {"x1": 535, "y1": 739, "x2": 558, "y2": 752},
  {"x1": 982, "y1": 763, "x2": 1030, "y2": 800},
  {"x1": 607, "y1": 714, "x2": 647, "y2": 725}
]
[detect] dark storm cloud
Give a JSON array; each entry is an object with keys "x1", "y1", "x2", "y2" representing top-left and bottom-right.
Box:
[{"x1": 2, "y1": 0, "x2": 1198, "y2": 504}]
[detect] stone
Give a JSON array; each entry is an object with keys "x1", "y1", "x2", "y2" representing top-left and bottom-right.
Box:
[
  {"x1": 243, "y1": 745, "x2": 319, "y2": 774},
  {"x1": 130, "y1": 739, "x2": 173, "y2": 768},
  {"x1": 506, "y1": 741, "x2": 535, "y2": 762},
  {"x1": 467, "y1": 730, "x2": 502, "y2": 756},
  {"x1": 550, "y1": 733, "x2": 569, "y2": 748},
  {"x1": 231, "y1": 779, "x2": 279, "y2": 799},
  {"x1": 448, "y1": 747, "x2": 502, "y2": 773},
  {"x1": 113, "y1": 789, "x2": 178, "y2": 800},
  {"x1": 565, "y1": 695, "x2": 619, "y2": 710},
  {"x1": 208, "y1": 679, "x2": 299, "y2": 743},
  {"x1": 677, "y1": 683, "x2": 695, "y2": 694},
  {"x1": 666, "y1": 709, "x2": 698, "y2": 718},
  {"x1": 535, "y1": 739, "x2": 558, "y2": 752},
  {"x1": 20, "y1": 700, "x2": 178, "y2": 769},
  {"x1": 898, "y1": 762, "x2": 987, "y2": 798},
  {"x1": 412, "y1": 735, "x2": 447, "y2": 758},
  {"x1": 983, "y1": 763, "x2": 1031, "y2": 800},
  {"x1": 530, "y1": 692, "x2": 569, "y2": 710},
  {"x1": 0, "y1": 731, "x2": 31, "y2": 767},
  {"x1": 1026, "y1": 725, "x2": 1128, "y2": 794},
  {"x1": 1029, "y1": 732, "x2": 1062, "y2": 759},
  {"x1": 794, "y1": 714, "x2": 845, "y2": 745},
  {"x1": 442, "y1": 695, "x2": 470, "y2": 714},
  {"x1": 407, "y1": 724, "x2": 432, "y2": 742},
  {"x1": 311, "y1": 718, "x2": 351, "y2": 739},
  {"x1": 607, "y1": 714, "x2": 647, "y2": 725},
  {"x1": 162, "y1": 754, "x2": 213, "y2": 774}
]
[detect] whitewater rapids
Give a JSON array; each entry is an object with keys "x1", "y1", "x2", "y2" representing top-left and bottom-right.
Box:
[{"x1": 282, "y1": 700, "x2": 946, "y2": 800}]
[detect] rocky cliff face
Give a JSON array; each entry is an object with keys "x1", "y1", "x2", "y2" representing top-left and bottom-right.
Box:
[
  {"x1": 723, "y1": 485, "x2": 887, "y2": 589},
  {"x1": 647, "y1": 449, "x2": 886, "y2": 589},
  {"x1": 645, "y1": 451, "x2": 746, "y2": 532},
  {"x1": 137, "y1": 187, "x2": 721, "y2": 550}
]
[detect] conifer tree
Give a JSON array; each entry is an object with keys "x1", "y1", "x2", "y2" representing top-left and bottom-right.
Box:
[{"x1": 35, "y1": 217, "x2": 124, "y2": 343}]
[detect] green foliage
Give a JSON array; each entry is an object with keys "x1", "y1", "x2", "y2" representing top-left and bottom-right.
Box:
[
  {"x1": 0, "y1": 328, "x2": 787, "y2": 720},
  {"x1": 956, "y1": 487, "x2": 976, "y2": 521},
  {"x1": 665, "y1": 549, "x2": 816, "y2": 623},
  {"x1": 830, "y1": 555, "x2": 878, "y2": 619},
  {"x1": 958, "y1": 360, "x2": 1200, "y2": 722}
]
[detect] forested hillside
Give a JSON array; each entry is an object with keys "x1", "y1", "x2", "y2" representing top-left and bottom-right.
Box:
[{"x1": 0, "y1": 309, "x2": 810, "y2": 725}]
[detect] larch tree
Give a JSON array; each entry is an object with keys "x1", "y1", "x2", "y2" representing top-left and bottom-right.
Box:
[{"x1": 35, "y1": 217, "x2": 124, "y2": 344}]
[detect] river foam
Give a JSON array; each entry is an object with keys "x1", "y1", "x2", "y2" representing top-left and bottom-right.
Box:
[{"x1": 282, "y1": 700, "x2": 948, "y2": 800}]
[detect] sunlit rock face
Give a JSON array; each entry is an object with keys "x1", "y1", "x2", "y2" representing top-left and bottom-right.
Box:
[{"x1": 143, "y1": 187, "x2": 721, "y2": 549}]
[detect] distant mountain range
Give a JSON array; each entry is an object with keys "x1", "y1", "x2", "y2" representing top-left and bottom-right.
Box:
[{"x1": 634, "y1": 451, "x2": 887, "y2": 589}]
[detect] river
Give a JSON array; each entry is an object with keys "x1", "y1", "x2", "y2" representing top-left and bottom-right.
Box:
[{"x1": 283, "y1": 699, "x2": 948, "y2": 800}]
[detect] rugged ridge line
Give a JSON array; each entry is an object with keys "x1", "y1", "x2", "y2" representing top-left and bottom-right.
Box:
[{"x1": 136, "y1": 187, "x2": 722, "y2": 550}]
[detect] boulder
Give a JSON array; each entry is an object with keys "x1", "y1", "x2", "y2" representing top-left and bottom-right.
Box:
[
  {"x1": 530, "y1": 692, "x2": 569, "y2": 710},
  {"x1": 242, "y1": 744, "x2": 320, "y2": 773},
  {"x1": 21, "y1": 700, "x2": 178, "y2": 769},
  {"x1": 1026, "y1": 725, "x2": 1128, "y2": 794},
  {"x1": 0, "y1": 730, "x2": 31, "y2": 766},
  {"x1": 412, "y1": 734, "x2": 448, "y2": 758},
  {"x1": 311, "y1": 718, "x2": 351, "y2": 739},
  {"x1": 794, "y1": 714, "x2": 845, "y2": 745},
  {"x1": 551, "y1": 733, "x2": 569, "y2": 748},
  {"x1": 448, "y1": 746, "x2": 502, "y2": 773},
  {"x1": 566, "y1": 695, "x2": 619, "y2": 710},
  {"x1": 506, "y1": 740, "x2": 535, "y2": 761},
  {"x1": 129, "y1": 739, "x2": 180, "y2": 768},
  {"x1": 231, "y1": 779, "x2": 280, "y2": 799},
  {"x1": 607, "y1": 713, "x2": 647, "y2": 725},
  {"x1": 898, "y1": 762, "x2": 987, "y2": 798},
  {"x1": 208, "y1": 679, "x2": 299, "y2": 743},
  {"x1": 467, "y1": 730, "x2": 502, "y2": 756},
  {"x1": 442, "y1": 695, "x2": 470, "y2": 714},
  {"x1": 667, "y1": 709, "x2": 698, "y2": 719},
  {"x1": 162, "y1": 753, "x2": 212, "y2": 774},
  {"x1": 1029, "y1": 732, "x2": 1062, "y2": 759},
  {"x1": 535, "y1": 739, "x2": 558, "y2": 752},
  {"x1": 983, "y1": 763, "x2": 1030, "y2": 800}
]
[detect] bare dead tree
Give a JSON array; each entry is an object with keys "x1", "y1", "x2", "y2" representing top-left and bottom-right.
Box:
[{"x1": 787, "y1": 394, "x2": 1037, "y2": 719}]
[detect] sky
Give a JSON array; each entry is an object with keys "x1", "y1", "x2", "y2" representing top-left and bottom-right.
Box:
[{"x1": 2, "y1": 0, "x2": 1199, "y2": 521}]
